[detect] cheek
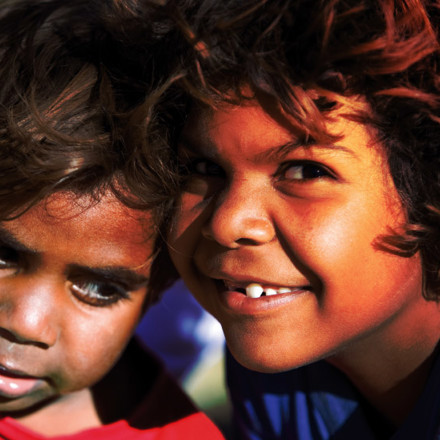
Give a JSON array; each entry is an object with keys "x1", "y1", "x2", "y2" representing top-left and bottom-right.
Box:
[
  {"x1": 169, "y1": 196, "x2": 205, "y2": 266},
  {"x1": 278, "y1": 200, "x2": 370, "y2": 265},
  {"x1": 285, "y1": 194, "x2": 411, "y2": 287},
  {"x1": 294, "y1": 200, "x2": 423, "y2": 312},
  {"x1": 58, "y1": 310, "x2": 142, "y2": 393}
]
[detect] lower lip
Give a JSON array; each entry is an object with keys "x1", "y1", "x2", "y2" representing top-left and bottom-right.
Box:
[
  {"x1": 0, "y1": 373, "x2": 40, "y2": 398},
  {"x1": 219, "y1": 287, "x2": 309, "y2": 315}
]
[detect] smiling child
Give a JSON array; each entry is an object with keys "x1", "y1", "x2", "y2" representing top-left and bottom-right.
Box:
[
  {"x1": 0, "y1": 0, "x2": 224, "y2": 438},
  {"x1": 164, "y1": 0, "x2": 440, "y2": 438}
]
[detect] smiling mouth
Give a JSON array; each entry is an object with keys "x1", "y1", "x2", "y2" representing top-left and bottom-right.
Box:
[{"x1": 222, "y1": 280, "x2": 312, "y2": 298}]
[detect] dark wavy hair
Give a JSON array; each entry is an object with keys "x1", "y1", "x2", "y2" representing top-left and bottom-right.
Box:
[
  {"x1": 148, "y1": 0, "x2": 440, "y2": 299},
  {"x1": 0, "y1": 0, "x2": 190, "y2": 300},
  {"x1": 0, "y1": 0, "x2": 186, "y2": 216}
]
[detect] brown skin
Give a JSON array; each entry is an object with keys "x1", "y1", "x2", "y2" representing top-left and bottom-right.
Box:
[
  {"x1": 168, "y1": 99, "x2": 440, "y2": 425},
  {"x1": 0, "y1": 192, "x2": 154, "y2": 436}
]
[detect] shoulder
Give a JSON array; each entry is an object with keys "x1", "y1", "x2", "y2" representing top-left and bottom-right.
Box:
[
  {"x1": 100, "y1": 337, "x2": 224, "y2": 437},
  {"x1": 396, "y1": 345, "x2": 440, "y2": 439},
  {"x1": 128, "y1": 338, "x2": 199, "y2": 428}
]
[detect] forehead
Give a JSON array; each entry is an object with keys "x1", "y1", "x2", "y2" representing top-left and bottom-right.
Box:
[
  {"x1": 182, "y1": 99, "x2": 379, "y2": 162},
  {"x1": 5, "y1": 192, "x2": 154, "y2": 267}
]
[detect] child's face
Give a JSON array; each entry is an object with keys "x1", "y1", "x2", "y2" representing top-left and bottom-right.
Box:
[
  {"x1": 168, "y1": 100, "x2": 425, "y2": 373},
  {"x1": 0, "y1": 192, "x2": 153, "y2": 412}
]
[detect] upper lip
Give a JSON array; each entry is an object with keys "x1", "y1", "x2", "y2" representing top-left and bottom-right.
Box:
[
  {"x1": 0, "y1": 363, "x2": 37, "y2": 379},
  {"x1": 216, "y1": 276, "x2": 311, "y2": 290}
]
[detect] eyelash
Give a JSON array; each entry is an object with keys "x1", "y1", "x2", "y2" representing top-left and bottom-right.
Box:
[
  {"x1": 0, "y1": 246, "x2": 131, "y2": 308},
  {"x1": 180, "y1": 158, "x2": 224, "y2": 178},
  {"x1": 70, "y1": 279, "x2": 130, "y2": 308},
  {"x1": 181, "y1": 158, "x2": 335, "y2": 182},
  {"x1": 277, "y1": 161, "x2": 335, "y2": 182},
  {"x1": 0, "y1": 246, "x2": 19, "y2": 270}
]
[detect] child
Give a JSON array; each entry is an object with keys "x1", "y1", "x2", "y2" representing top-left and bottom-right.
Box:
[
  {"x1": 165, "y1": 0, "x2": 440, "y2": 438},
  {"x1": 0, "y1": 0, "x2": 224, "y2": 438}
]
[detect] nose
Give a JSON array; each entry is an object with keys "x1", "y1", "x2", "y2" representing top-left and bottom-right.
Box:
[
  {"x1": 0, "y1": 277, "x2": 59, "y2": 348},
  {"x1": 202, "y1": 178, "x2": 275, "y2": 248}
]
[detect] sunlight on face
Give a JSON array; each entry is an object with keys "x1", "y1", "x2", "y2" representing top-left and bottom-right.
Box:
[{"x1": 168, "y1": 99, "x2": 429, "y2": 373}]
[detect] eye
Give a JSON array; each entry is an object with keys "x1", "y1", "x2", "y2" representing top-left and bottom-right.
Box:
[
  {"x1": 0, "y1": 246, "x2": 19, "y2": 271},
  {"x1": 179, "y1": 157, "x2": 226, "y2": 198},
  {"x1": 180, "y1": 158, "x2": 225, "y2": 177},
  {"x1": 281, "y1": 162, "x2": 335, "y2": 181},
  {"x1": 71, "y1": 279, "x2": 130, "y2": 307}
]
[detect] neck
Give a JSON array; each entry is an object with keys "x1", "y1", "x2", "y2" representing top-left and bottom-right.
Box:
[{"x1": 327, "y1": 299, "x2": 440, "y2": 427}]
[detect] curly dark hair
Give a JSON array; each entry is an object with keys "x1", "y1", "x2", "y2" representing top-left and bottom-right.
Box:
[
  {"x1": 0, "y1": 0, "x2": 186, "y2": 218},
  {"x1": 151, "y1": 0, "x2": 440, "y2": 300},
  {"x1": 0, "y1": 0, "x2": 192, "y2": 300}
]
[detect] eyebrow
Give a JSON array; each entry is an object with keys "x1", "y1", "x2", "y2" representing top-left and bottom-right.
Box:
[
  {"x1": 178, "y1": 135, "x2": 214, "y2": 157},
  {"x1": 68, "y1": 265, "x2": 149, "y2": 289},
  {"x1": 179, "y1": 135, "x2": 358, "y2": 162},
  {"x1": 254, "y1": 141, "x2": 359, "y2": 162},
  {"x1": 0, "y1": 227, "x2": 38, "y2": 254},
  {"x1": 0, "y1": 226, "x2": 149, "y2": 289}
]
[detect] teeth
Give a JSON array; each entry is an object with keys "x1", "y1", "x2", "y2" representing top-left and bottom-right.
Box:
[
  {"x1": 246, "y1": 283, "x2": 264, "y2": 298},
  {"x1": 265, "y1": 288, "x2": 277, "y2": 296},
  {"x1": 244, "y1": 283, "x2": 293, "y2": 298}
]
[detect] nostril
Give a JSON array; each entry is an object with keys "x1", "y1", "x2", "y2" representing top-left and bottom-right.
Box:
[
  {"x1": 0, "y1": 327, "x2": 50, "y2": 349},
  {"x1": 234, "y1": 219, "x2": 275, "y2": 246},
  {"x1": 203, "y1": 213, "x2": 275, "y2": 248},
  {"x1": 236, "y1": 238, "x2": 266, "y2": 246}
]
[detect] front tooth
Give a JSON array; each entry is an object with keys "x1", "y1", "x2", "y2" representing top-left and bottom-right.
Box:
[
  {"x1": 265, "y1": 288, "x2": 277, "y2": 296},
  {"x1": 246, "y1": 283, "x2": 264, "y2": 298}
]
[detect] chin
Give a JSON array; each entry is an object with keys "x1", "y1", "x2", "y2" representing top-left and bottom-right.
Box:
[{"x1": 226, "y1": 341, "x2": 308, "y2": 374}]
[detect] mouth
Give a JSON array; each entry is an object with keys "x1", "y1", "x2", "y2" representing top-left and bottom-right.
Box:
[
  {"x1": 212, "y1": 278, "x2": 312, "y2": 315},
  {"x1": 221, "y1": 279, "x2": 312, "y2": 298},
  {"x1": 0, "y1": 364, "x2": 42, "y2": 398}
]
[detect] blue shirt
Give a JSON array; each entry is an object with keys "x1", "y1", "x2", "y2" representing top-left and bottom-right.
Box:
[{"x1": 227, "y1": 348, "x2": 440, "y2": 439}]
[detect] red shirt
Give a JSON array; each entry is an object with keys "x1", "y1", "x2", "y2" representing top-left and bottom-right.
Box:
[
  {"x1": 0, "y1": 413, "x2": 222, "y2": 439},
  {"x1": 0, "y1": 339, "x2": 224, "y2": 439}
]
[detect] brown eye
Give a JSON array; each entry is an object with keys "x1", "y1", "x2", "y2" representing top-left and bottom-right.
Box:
[
  {"x1": 181, "y1": 158, "x2": 225, "y2": 177},
  {"x1": 71, "y1": 279, "x2": 129, "y2": 307},
  {"x1": 0, "y1": 246, "x2": 19, "y2": 269},
  {"x1": 179, "y1": 158, "x2": 226, "y2": 199},
  {"x1": 283, "y1": 162, "x2": 333, "y2": 181}
]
